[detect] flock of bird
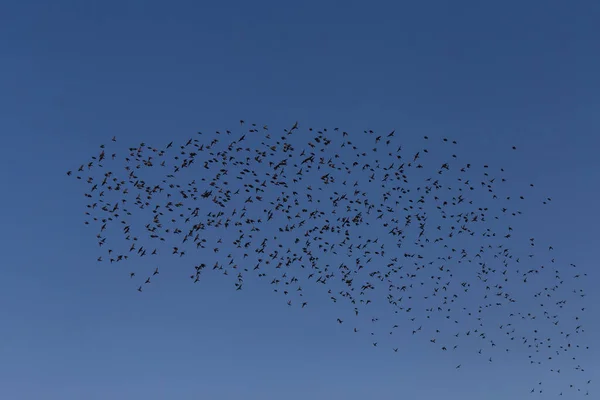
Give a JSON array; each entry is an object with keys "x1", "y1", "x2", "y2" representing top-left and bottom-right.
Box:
[{"x1": 67, "y1": 121, "x2": 591, "y2": 396}]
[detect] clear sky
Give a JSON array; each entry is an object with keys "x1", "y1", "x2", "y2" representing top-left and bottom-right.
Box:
[{"x1": 0, "y1": 1, "x2": 598, "y2": 399}]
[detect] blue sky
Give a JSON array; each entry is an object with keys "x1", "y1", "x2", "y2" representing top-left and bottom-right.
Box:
[{"x1": 0, "y1": 1, "x2": 598, "y2": 399}]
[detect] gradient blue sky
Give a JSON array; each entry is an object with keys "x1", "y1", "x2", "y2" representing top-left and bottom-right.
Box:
[{"x1": 1, "y1": 1, "x2": 599, "y2": 399}]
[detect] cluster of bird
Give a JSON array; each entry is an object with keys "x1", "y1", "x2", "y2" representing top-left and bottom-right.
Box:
[{"x1": 67, "y1": 121, "x2": 591, "y2": 396}]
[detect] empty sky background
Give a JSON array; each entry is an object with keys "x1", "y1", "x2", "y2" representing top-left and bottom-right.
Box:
[{"x1": 0, "y1": 1, "x2": 599, "y2": 399}]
